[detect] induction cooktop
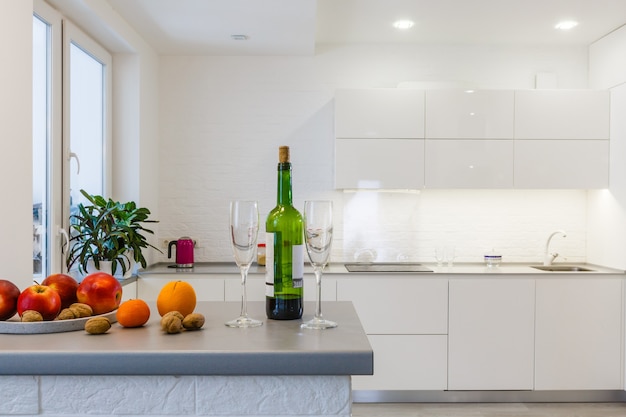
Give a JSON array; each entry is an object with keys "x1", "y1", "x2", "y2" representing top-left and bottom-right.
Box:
[{"x1": 344, "y1": 263, "x2": 433, "y2": 273}]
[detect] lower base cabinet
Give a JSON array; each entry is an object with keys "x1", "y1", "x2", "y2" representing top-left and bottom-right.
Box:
[
  {"x1": 337, "y1": 277, "x2": 448, "y2": 391},
  {"x1": 448, "y1": 279, "x2": 535, "y2": 390},
  {"x1": 352, "y1": 335, "x2": 447, "y2": 390},
  {"x1": 535, "y1": 278, "x2": 623, "y2": 390}
]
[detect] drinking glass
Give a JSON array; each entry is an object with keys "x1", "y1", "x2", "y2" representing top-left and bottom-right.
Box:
[
  {"x1": 301, "y1": 200, "x2": 337, "y2": 329},
  {"x1": 226, "y1": 200, "x2": 263, "y2": 328}
]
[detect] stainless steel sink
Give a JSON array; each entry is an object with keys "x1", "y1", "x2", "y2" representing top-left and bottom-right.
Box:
[{"x1": 532, "y1": 265, "x2": 596, "y2": 272}]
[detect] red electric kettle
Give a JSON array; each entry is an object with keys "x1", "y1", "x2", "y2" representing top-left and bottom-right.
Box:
[{"x1": 168, "y1": 237, "x2": 194, "y2": 268}]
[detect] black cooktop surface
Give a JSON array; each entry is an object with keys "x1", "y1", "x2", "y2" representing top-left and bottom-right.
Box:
[{"x1": 344, "y1": 263, "x2": 433, "y2": 273}]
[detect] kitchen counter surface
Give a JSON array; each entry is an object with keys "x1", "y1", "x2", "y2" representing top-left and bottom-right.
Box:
[
  {"x1": 140, "y1": 262, "x2": 625, "y2": 276},
  {"x1": 0, "y1": 301, "x2": 373, "y2": 376}
]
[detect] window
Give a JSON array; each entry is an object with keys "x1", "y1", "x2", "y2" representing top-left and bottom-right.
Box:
[{"x1": 32, "y1": 2, "x2": 112, "y2": 277}]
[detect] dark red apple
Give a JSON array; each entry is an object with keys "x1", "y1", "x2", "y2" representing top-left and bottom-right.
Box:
[
  {"x1": 41, "y1": 273, "x2": 79, "y2": 309},
  {"x1": 0, "y1": 279, "x2": 20, "y2": 321},
  {"x1": 17, "y1": 285, "x2": 62, "y2": 321},
  {"x1": 76, "y1": 272, "x2": 122, "y2": 314}
]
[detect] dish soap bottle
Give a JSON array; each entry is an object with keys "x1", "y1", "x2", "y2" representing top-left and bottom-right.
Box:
[{"x1": 265, "y1": 146, "x2": 304, "y2": 320}]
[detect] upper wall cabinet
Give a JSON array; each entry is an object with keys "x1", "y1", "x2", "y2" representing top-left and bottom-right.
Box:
[
  {"x1": 515, "y1": 90, "x2": 610, "y2": 140},
  {"x1": 335, "y1": 89, "x2": 425, "y2": 139},
  {"x1": 425, "y1": 90, "x2": 514, "y2": 139}
]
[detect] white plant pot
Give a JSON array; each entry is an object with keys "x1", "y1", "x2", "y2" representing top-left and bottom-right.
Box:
[{"x1": 86, "y1": 254, "x2": 134, "y2": 279}]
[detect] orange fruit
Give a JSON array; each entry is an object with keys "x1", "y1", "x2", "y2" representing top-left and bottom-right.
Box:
[
  {"x1": 116, "y1": 299, "x2": 151, "y2": 328},
  {"x1": 156, "y1": 280, "x2": 196, "y2": 317}
]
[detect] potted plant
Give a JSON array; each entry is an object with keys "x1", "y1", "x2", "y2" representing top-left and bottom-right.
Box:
[{"x1": 66, "y1": 189, "x2": 161, "y2": 276}]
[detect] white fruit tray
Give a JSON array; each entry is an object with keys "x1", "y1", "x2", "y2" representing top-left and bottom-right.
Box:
[{"x1": 0, "y1": 310, "x2": 117, "y2": 334}]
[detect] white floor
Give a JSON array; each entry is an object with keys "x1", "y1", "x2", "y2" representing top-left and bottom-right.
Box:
[{"x1": 352, "y1": 403, "x2": 626, "y2": 417}]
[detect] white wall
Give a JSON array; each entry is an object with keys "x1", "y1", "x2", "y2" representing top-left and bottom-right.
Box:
[
  {"x1": 588, "y1": 25, "x2": 626, "y2": 270},
  {"x1": 157, "y1": 44, "x2": 590, "y2": 265},
  {"x1": 0, "y1": 0, "x2": 35, "y2": 289}
]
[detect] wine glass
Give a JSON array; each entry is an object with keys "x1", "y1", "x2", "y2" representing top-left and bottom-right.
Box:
[
  {"x1": 301, "y1": 200, "x2": 337, "y2": 330},
  {"x1": 225, "y1": 200, "x2": 263, "y2": 328}
]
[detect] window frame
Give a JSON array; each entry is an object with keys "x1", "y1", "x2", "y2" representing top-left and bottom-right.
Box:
[{"x1": 33, "y1": 0, "x2": 113, "y2": 275}]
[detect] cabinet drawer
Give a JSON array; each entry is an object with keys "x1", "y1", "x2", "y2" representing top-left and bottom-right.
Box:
[
  {"x1": 226, "y1": 276, "x2": 336, "y2": 302},
  {"x1": 336, "y1": 278, "x2": 447, "y2": 334},
  {"x1": 352, "y1": 335, "x2": 447, "y2": 390}
]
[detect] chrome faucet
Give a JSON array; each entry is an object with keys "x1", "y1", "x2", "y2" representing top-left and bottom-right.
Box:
[{"x1": 544, "y1": 230, "x2": 567, "y2": 265}]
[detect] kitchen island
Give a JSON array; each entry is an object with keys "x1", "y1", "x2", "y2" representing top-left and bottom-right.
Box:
[{"x1": 0, "y1": 301, "x2": 372, "y2": 416}]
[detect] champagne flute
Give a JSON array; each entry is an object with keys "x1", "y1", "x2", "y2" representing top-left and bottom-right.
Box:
[
  {"x1": 226, "y1": 200, "x2": 263, "y2": 328},
  {"x1": 301, "y1": 200, "x2": 337, "y2": 329}
]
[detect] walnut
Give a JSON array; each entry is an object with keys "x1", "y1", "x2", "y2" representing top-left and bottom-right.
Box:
[
  {"x1": 161, "y1": 314, "x2": 183, "y2": 334},
  {"x1": 160, "y1": 311, "x2": 184, "y2": 332},
  {"x1": 56, "y1": 308, "x2": 76, "y2": 320},
  {"x1": 21, "y1": 310, "x2": 43, "y2": 322},
  {"x1": 84, "y1": 317, "x2": 111, "y2": 334},
  {"x1": 69, "y1": 303, "x2": 93, "y2": 318},
  {"x1": 182, "y1": 313, "x2": 205, "y2": 330}
]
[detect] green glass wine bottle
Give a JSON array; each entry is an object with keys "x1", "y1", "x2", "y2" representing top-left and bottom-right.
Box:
[{"x1": 265, "y1": 146, "x2": 304, "y2": 320}]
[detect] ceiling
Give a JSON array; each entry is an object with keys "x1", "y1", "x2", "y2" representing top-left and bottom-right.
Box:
[{"x1": 105, "y1": 0, "x2": 626, "y2": 55}]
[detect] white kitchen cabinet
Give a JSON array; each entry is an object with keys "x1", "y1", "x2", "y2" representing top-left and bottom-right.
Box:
[
  {"x1": 535, "y1": 278, "x2": 622, "y2": 390},
  {"x1": 121, "y1": 279, "x2": 137, "y2": 301},
  {"x1": 448, "y1": 279, "x2": 535, "y2": 390},
  {"x1": 514, "y1": 140, "x2": 609, "y2": 188},
  {"x1": 424, "y1": 139, "x2": 514, "y2": 188},
  {"x1": 336, "y1": 277, "x2": 448, "y2": 334},
  {"x1": 515, "y1": 90, "x2": 610, "y2": 140},
  {"x1": 352, "y1": 335, "x2": 448, "y2": 390},
  {"x1": 335, "y1": 89, "x2": 424, "y2": 139},
  {"x1": 225, "y1": 275, "x2": 336, "y2": 302},
  {"x1": 425, "y1": 90, "x2": 514, "y2": 139},
  {"x1": 337, "y1": 276, "x2": 448, "y2": 391},
  {"x1": 137, "y1": 276, "x2": 225, "y2": 301},
  {"x1": 335, "y1": 138, "x2": 425, "y2": 189}
]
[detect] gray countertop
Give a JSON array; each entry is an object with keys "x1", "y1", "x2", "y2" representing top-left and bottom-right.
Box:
[
  {"x1": 140, "y1": 262, "x2": 625, "y2": 276},
  {"x1": 0, "y1": 301, "x2": 373, "y2": 376}
]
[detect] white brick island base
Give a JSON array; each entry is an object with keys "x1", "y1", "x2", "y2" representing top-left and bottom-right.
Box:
[{"x1": 0, "y1": 375, "x2": 351, "y2": 417}]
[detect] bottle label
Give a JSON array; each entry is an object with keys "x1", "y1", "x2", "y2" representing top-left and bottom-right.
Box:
[
  {"x1": 265, "y1": 232, "x2": 275, "y2": 297},
  {"x1": 292, "y1": 244, "x2": 304, "y2": 288},
  {"x1": 265, "y1": 233, "x2": 304, "y2": 296}
]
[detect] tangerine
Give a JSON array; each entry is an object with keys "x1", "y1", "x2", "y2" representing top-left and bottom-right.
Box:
[
  {"x1": 116, "y1": 299, "x2": 151, "y2": 328},
  {"x1": 156, "y1": 280, "x2": 196, "y2": 317}
]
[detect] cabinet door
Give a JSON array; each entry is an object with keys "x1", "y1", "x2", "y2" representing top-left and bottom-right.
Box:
[
  {"x1": 335, "y1": 138, "x2": 425, "y2": 189},
  {"x1": 515, "y1": 90, "x2": 610, "y2": 140},
  {"x1": 448, "y1": 279, "x2": 535, "y2": 390},
  {"x1": 352, "y1": 335, "x2": 447, "y2": 390},
  {"x1": 514, "y1": 140, "x2": 609, "y2": 188},
  {"x1": 335, "y1": 89, "x2": 424, "y2": 139},
  {"x1": 535, "y1": 278, "x2": 622, "y2": 390},
  {"x1": 425, "y1": 139, "x2": 514, "y2": 188},
  {"x1": 137, "y1": 277, "x2": 225, "y2": 301},
  {"x1": 425, "y1": 90, "x2": 514, "y2": 139},
  {"x1": 225, "y1": 276, "x2": 336, "y2": 302},
  {"x1": 336, "y1": 277, "x2": 448, "y2": 334}
]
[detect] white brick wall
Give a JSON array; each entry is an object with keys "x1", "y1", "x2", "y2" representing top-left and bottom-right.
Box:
[{"x1": 156, "y1": 45, "x2": 591, "y2": 266}]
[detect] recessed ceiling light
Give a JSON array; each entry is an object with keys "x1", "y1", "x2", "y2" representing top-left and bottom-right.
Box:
[
  {"x1": 231, "y1": 34, "x2": 249, "y2": 40},
  {"x1": 393, "y1": 20, "x2": 415, "y2": 30},
  {"x1": 555, "y1": 21, "x2": 578, "y2": 30}
]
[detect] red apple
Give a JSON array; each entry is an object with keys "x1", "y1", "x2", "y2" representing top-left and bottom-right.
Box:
[
  {"x1": 17, "y1": 285, "x2": 62, "y2": 321},
  {"x1": 42, "y1": 273, "x2": 79, "y2": 309},
  {"x1": 0, "y1": 279, "x2": 20, "y2": 321},
  {"x1": 76, "y1": 272, "x2": 123, "y2": 314}
]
